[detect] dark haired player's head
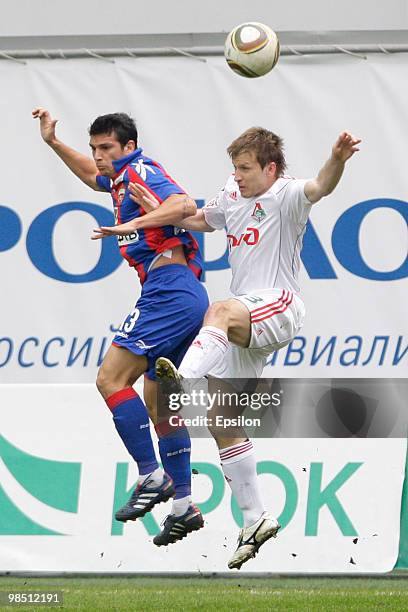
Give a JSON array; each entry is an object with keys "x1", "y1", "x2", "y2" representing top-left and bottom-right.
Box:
[
  {"x1": 89, "y1": 113, "x2": 138, "y2": 147},
  {"x1": 89, "y1": 113, "x2": 138, "y2": 176}
]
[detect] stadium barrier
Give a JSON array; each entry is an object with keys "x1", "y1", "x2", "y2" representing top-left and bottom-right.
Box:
[{"x1": 0, "y1": 383, "x2": 406, "y2": 573}]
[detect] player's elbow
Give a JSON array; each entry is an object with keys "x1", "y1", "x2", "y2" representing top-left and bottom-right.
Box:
[
  {"x1": 309, "y1": 190, "x2": 325, "y2": 204},
  {"x1": 306, "y1": 181, "x2": 330, "y2": 204},
  {"x1": 317, "y1": 185, "x2": 335, "y2": 201}
]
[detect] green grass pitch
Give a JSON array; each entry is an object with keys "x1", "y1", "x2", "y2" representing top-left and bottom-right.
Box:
[{"x1": 1, "y1": 576, "x2": 408, "y2": 611}]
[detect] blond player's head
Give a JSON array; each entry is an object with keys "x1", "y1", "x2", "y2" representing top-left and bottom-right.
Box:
[{"x1": 227, "y1": 127, "x2": 286, "y2": 198}]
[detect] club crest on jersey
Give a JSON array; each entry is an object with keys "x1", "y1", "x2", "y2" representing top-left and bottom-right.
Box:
[
  {"x1": 229, "y1": 191, "x2": 238, "y2": 201},
  {"x1": 117, "y1": 187, "x2": 126, "y2": 203},
  {"x1": 251, "y1": 202, "x2": 266, "y2": 222}
]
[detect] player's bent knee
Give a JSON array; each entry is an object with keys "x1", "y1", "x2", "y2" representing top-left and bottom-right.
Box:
[
  {"x1": 95, "y1": 369, "x2": 127, "y2": 400},
  {"x1": 95, "y1": 369, "x2": 110, "y2": 399}
]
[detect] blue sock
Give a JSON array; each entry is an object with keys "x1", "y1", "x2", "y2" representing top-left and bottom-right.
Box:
[
  {"x1": 106, "y1": 387, "x2": 159, "y2": 476},
  {"x1": 155, "y1": 419, "x2": 192, "y2": 499}
]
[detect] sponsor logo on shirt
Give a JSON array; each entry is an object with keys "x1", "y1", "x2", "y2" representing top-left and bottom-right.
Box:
[
  {"x1": 117, "y1": 232, "x2": 139, "y2": 246},
  {"x1": 227, "y1": 227, "x2": 260, "y2": 249}
]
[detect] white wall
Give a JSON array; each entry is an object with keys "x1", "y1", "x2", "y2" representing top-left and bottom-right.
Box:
[{"x1": 1, "y1": 0, "x2": 407, "y2": 38}]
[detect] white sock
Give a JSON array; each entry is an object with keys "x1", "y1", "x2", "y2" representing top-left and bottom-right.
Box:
[
  {"x1": 220, "y1": 440, "x2": 265, "y2": 528},
  {"x1": 137, "y1": 466, "x2": 164, "y2": 487},
  {"x1": 171, "y1": 495, "x2": 192, "y2": 517},
  {"x1": 179, "y1": 326, "x2": 229, "y2": 379}
]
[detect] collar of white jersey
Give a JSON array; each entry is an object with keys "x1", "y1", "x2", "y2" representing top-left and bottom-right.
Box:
[{"x1": 265, "y1": 176, "x2": 293, "y2": 197}]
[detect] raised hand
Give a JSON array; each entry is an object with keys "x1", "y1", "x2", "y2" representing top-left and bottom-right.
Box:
[
  {"x1": 129, "y1": 182, "x2": 160, "y2": 213},
  {"x1": 32, "y1": 107, "x2": 59, "y2": 144},
  {"x1": 332, "y1": 132, "x2": 361, "y2": 163}
]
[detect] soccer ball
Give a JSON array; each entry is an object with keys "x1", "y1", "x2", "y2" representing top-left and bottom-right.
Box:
[{"x1": 224, "y1": 22, "x2": 280, "y2": 78}]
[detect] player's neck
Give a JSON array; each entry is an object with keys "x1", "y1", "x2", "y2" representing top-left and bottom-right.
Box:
[{"x1": 252, "y1": 177, "x2": 278, "y2": 198}]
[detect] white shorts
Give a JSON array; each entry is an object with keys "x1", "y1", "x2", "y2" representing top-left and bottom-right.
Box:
[{"x1": 209, "y1": 288, "x2": 305, "y2": 379}]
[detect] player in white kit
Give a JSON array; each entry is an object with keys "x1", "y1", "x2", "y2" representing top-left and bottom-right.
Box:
[{"x1": 94, "y1": 127, "x2": 361, "y2": 568}]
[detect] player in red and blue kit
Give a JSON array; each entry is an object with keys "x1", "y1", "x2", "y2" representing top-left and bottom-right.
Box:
[{"x1": 33, "y1": 108, "x2": 208, "y2": 544}]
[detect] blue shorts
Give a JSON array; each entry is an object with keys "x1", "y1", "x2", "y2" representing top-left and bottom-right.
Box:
[{"x1": 112, "y1": 264, "x2": 209, "y2": 379}]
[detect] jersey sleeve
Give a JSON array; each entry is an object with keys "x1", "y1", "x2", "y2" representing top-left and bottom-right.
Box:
[
  {"x1": 281, "y1": 179, "x2": 313, "y2": 225},
  {"x1": 203, "y1": 189, "x2": 227, "y2": 230},
  {"x1": 129, "y1": 160, "x2": 185, "y2": 203},
  {"x1": 96, "y1": 174, "x2": 112, "y2": 192}
]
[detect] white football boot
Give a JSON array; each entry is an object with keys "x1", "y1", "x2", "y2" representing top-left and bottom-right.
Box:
[{"x1": 228, "y1": 512, "x2": 280, "y2": 570}]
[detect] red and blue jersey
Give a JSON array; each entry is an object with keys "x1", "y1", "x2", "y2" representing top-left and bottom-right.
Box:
[{"x1": 96, "y1": 148, "x2": 203, "y2": 284}]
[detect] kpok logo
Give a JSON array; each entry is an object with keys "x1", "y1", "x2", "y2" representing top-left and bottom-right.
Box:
[
  {"x1": 0, "y1": 434, "x2": 81, "y2": 536},
  {"x1": 1, "y1": 198, "x2": 407, "y2": 283},
  {"x1": 0, "y1": 434, "x2": 362, "y2": 538}
]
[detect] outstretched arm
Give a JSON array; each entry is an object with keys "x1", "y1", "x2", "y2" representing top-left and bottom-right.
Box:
[
  {"x1": 305, "y1": 132, "x2": 361, "y2": 204},
  {"x1": 32, "y1": 107, "x2": 102, "y2": 191},
  {"x1": 91, "y1": 183, "x2": 214, "y2": 239},
  {"x1": 128, "y1": 184, "x2": 214, "y2": 232}
]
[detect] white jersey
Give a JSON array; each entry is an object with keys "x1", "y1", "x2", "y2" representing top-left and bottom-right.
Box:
[{"x1": 203, "y1": 174, "x2": 312, "y2": 295}]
